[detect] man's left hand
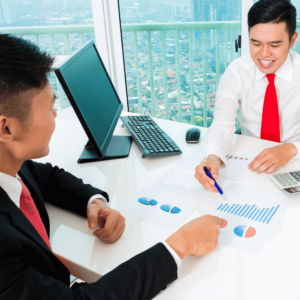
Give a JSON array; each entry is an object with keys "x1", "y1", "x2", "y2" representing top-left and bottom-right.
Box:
[
  {"x1": 87, "y1": 199, "x2": 126, "y2": 244},
  {"x1": 248, "y1": 143, "x2": 298, "y2": 174}
]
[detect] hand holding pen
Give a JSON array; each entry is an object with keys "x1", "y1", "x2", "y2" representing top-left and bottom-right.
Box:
[
  {"x1": 203, "y1": 166, "x2": 227, "y2": 201},
  {"x1": 195, "y1": 155, "x2": 226, "y2": 196}
]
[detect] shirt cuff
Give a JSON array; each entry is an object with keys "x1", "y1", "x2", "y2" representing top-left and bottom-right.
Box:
[
  {"x1": 291, "y1": 142, "x2": 300, "y2": 159},
  {"x1": 87, "y1": 194, "x2": 108, "y2": 209},
  {"x1": 206, "y1": 146, "x2": 227, "y2": 168},
  {"x1": 162, "y1": 241, "x2": 181, "y2": 268}
]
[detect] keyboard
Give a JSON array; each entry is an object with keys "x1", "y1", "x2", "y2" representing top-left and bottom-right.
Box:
[
  {"x1": 120, "y1": 115, "x2": 182, "y2": 158},
  {"x1": 270, "y1": 170, "x2": 300, "y2": 194}
]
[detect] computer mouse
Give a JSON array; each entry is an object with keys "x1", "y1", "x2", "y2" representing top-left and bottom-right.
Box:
[{"x1": 186, "y1": 128, "x2": 201, "y2": 143}]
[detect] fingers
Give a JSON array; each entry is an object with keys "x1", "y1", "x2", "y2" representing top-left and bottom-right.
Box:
[
  {"x1": 265, "y1": 163, "x2": 279, "y2": 174},
  {"x1": 94, "y1": 223, "x2": 126, "y2": 244},
  {"x1": 255, "y1": 159, "x2": 276, "y2": 174},
  {"x1": 211, "y1": 215, "x2": 225, "y2": 227},
  {"x1": 94, "y1": 211, "x2": 126, "y2": 243},
  {"x1": 87, "y1": 205, "x2": 108, "y2": 229},
  {"x1": 248, "y1": 150, "x2": 267, "y2": 170},
  {"x1": 195, "y1": 161, "x2": 221, "y2": 193}
]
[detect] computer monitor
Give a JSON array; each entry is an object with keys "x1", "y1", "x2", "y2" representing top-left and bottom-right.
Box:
[{"x1": 54, "y1": 40, "x2": 132, "y2": 164}]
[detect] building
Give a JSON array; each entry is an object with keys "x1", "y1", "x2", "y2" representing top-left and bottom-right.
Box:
[
  {"x1": 190, "y1": 0, "x2": 241, "y2": 53},
  {"x1": 172, "y1": 4, "x2": 189, "y2": 16},
  {"x1": 0, "y1": 0, "x2": 11, "y2": 24},
  {"x1": 220, "y1": 41, "x2": 239, "y2": 65}
]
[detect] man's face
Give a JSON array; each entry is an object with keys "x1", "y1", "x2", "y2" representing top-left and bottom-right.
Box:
[
  {"x1": 14, "y1": 82, "x2": 57, "y2": 161},
  {"x1": 249, "y1": 22, "x2": 297, "y2": 74}
]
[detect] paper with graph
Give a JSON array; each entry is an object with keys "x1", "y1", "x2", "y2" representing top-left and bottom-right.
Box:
[
  {"x1": 199, "y1": 183, "x2": 291, "y2": 255},
  {"x1": 117, "y1": 168, "x2": 207, "y2": 230},
  {"x1": 174, "y1": 145, "x2": 261, "y2": 183}
]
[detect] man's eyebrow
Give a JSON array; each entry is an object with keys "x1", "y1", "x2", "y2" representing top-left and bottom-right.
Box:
[{"x1": 250, "y1": 38, "x2": 283, "y2": 44}]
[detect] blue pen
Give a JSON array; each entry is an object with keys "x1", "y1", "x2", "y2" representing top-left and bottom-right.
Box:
[{"x1": 203, "y1": 166, "x2": 227, "y2": 201}]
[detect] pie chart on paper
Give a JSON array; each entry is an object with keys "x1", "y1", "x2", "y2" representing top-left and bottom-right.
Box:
[{"x1": 234, "y1": 225, "x2": 256, "y2": 238}]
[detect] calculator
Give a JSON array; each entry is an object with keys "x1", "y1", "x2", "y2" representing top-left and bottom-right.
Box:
[{"x1": 270, "y1": 171, "x2": 300, "y2": 194}]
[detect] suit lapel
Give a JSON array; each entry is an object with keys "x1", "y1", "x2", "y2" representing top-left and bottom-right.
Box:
[{"x1": 0, "y1": 178, "x2": 53, "y2": 256}]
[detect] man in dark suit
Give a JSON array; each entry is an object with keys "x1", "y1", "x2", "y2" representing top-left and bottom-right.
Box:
[{"x1": 0, "y1": 34, "x2": 225, "y2": 300}]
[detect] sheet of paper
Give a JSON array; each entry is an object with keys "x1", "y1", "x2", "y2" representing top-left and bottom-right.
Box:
[
  {"x1": 199, "y1": 183, "x2": 292, "y2": 255},
  {"x1": 117, "y1": 168, "x2": 206, "y2": 230},
  {"x1": 174, "y1": 145, "x2": 261, "y2": 183}
]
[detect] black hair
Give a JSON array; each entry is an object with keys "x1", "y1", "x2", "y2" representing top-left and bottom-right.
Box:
[
  {"x1": 248, "y1": 0, "x2": 296, "y2": 41},
  {"x1": 0, "y1": 34, "x2": 54, "y2": 126}
]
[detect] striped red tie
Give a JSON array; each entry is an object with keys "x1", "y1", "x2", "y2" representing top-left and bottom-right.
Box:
[
  {"x1": 260, "y1": 74, "x2": 280, "y2": 142},
  {"x1": 18, "y1": 179, "x2": 52, "y2": 251}
]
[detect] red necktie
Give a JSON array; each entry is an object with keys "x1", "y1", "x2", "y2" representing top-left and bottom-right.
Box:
[
  {"x1": 260, "y1": 74, "x2": 280, "y2": 142},
  {"x1": 18, "y1": 179, "x2": 52, "y2": 251}
]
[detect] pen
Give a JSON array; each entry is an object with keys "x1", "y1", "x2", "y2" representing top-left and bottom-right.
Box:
[{"x1": 203, "y1": 166, "x2": 227, "y2": 201}]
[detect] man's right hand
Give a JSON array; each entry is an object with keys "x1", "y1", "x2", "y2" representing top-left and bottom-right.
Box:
[
  {"x1": 166, "y1": 215, "x2": 226, "y2": 259},
  {"x1": 195, "y1": 154, "x2": 222, "y2": 192}
]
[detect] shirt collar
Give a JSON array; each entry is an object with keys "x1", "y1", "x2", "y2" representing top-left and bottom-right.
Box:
[
  {"x1": 254, "y1": 52, "x2": 293, "y2": 83},
  {"x1": 0, "y1": 172, "x2": 22, "y2": 208}
]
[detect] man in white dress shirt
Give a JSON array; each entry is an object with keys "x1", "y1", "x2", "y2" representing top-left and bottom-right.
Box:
[{"x1": 195, "y1": 0, "x2": 300, "y2": 192}]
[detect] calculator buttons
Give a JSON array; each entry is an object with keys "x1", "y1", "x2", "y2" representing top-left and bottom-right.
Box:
[{"x1": 273, "y1": 171, "x2": 300, "y2": 187}]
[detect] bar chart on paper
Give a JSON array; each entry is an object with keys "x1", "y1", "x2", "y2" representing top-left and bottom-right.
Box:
[
  {"x1": 200, "y1": 183, "x2": 292, "y2": 254},
  {"x1": 117, "y1": 168, "x2": 208, "y2": 230},
  {"x1": 217, "y1": 203, "x2": 280, "y2": 224}
]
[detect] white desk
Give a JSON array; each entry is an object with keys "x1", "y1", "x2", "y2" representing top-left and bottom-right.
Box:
[{"x1": 37, "y1": 107, "x2": 300, "y2": 300}]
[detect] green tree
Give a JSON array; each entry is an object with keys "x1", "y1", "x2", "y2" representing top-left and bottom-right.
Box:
[{"x1": 194, "y1": 116, "x2": 204, "y2": 126}]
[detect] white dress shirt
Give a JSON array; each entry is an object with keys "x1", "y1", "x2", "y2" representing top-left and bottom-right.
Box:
[
  {"x1": 205, "y1": 50, "x2": 300, "y2": 165},
  {"x1": 0, "y1": 171, "x2": 181, "y2": 268}
]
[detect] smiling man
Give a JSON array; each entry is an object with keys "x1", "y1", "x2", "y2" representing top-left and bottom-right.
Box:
[{"x1": 195, "y1": 0, "x2": 300, "y2": 192}]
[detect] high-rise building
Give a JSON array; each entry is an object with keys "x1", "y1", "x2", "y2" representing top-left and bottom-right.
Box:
[
  {"x1": 172, "y1": 4, "x2": 188, "y2": 15},
  {"x1": 139, "y1": 0, "x2": 151, "y2": 13},
  {"x1": 191, "y1": 0, "x2": 216, "y2": 53},
  {"x1": 0, "y1": 0, "x2": 11, "y2": 24},
  {"x1": 191, "y1": 0, "x2": 241, "y2": 53},
  {"x1": 220, "y1": 41, "x2": 238, "y2": 65}
]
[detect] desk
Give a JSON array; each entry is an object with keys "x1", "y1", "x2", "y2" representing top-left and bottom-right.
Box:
[{"x1": 37, "y1": 107, "x2": 300, "y2": 300}]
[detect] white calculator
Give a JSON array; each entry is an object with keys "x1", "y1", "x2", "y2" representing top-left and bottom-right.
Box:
[{"x1": 270, "y1": 171, "x2": 300, "y2": 194}]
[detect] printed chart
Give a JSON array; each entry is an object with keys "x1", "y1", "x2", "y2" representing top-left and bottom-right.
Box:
[
  {"x1": 200, "y1": 183, "x2": 292, "y2": 254},
  {"x1": 226, "y1": 155, "x2": 249, "y2": 161},
  {"x1": 117, "y1": 168, "x2": 207, "y2": 230},
  {"x1": 234, "y1": 225, "x2": 256, "y2": 238},
  {"x1": 174, "y1": 145, "x2": 261, "y2": 183},
  {"x1": 217, "y1": 203, "x2": 280, "y2": 224}
]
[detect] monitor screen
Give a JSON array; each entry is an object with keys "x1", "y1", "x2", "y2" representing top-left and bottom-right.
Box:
[{"x1": 55, "y1": 41, "x2": 123, "y2": 157}]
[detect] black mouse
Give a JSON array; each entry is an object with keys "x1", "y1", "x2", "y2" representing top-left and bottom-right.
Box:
[{"x1": 186, "y1": 128, "x2": 201, "y2": 143}]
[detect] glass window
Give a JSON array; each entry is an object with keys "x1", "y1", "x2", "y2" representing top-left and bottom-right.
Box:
[
  {"x1": 118, "y1": 0, "x2": 242, "y2": 127},
  {"x1": 0, "y1": 0, "x2": 95, "y2": 110}
]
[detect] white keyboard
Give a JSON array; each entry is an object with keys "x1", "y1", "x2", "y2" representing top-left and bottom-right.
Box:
[{"x1": 270, "y1": 171, "x2": 300, "y2": 194}]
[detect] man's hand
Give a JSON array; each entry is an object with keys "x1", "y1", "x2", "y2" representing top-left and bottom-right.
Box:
[
  {"x1": 166, "y1": 215, "x2": 226, "y2": 259},
  {"x1": 248, "y1": 143, "x2": 298, "y2": 174},
  {"x1": 87, "y1": 199, "x2": 126, "y2": 244},
  {"x1": 195, "y1": 154, "x2": 222, "y2": 192}
]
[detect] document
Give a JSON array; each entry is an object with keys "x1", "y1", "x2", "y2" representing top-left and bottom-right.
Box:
[
  {"x1": 174, "y1": 145, "x2": 261, "y2": 183},
  {"x1": 117, "y1": 168, "x2": 207, "y2": 230},
  {"x1": 199, "y1": 183, "x2": 292, "y2": 255}
]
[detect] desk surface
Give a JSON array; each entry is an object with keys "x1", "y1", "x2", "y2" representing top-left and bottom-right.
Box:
[{"x1": 37, "y1": 107, "x2": 300, "y2": 300}]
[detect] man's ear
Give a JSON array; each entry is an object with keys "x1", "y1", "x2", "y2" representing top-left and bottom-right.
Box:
[
  {"x1": 0, "y1": 116, "x2": 14, "y2": 143},
  {"x1": 290, "y1": 32, "x2": 298, "y2": 49}
]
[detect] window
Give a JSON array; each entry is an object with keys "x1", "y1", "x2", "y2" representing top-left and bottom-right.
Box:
[
  {"x1": 0, "y1": 0, "x2": 95, "y2": 110},
  {"x1": 118, "y1": 0, "x2": 242, "y2": 127}
]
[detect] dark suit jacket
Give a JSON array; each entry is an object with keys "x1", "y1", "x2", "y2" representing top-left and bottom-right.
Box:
[{"x1": 0, "y1": 160, "x2": 177, "y2": 300}]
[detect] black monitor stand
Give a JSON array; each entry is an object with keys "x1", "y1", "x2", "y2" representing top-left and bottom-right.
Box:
[{"x1": 77, "y1": 136, "x2": 132, "y2": 164}]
